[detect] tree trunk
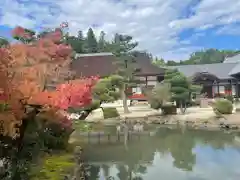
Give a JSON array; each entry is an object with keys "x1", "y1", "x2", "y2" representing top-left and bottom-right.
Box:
[
  {"x1": 180, "y1": 101, "x2": 187, "y2": 114},
  {"x1": 121, "y1": 84, "x2": 130, "y2": 114},
  {"x1": 11, "y1": 107, "x2": 40, "y2": 180}
]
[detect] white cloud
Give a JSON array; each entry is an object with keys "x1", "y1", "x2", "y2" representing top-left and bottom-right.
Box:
[
  {"x1": 0, "y1": 0, "x2": 240, "y2": 60},
  {"x1": 216, "y1": 24, "x2": 240, "y2": 35},
  {"x1": 170, "y1": 0, "x2": 240, "y2": 30}
]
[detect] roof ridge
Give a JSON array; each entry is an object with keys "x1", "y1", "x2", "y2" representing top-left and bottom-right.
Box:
[
  {"x1": 170, "y1": 62, "x2": 238, "y2": 67},
  {"x1": 75, "y1": 52, "x2": 113, "y2": 58}
]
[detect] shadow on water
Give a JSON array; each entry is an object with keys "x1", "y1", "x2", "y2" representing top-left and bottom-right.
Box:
[{"x1": 80, "y1": 127, "x2": 240, "y2": 180}]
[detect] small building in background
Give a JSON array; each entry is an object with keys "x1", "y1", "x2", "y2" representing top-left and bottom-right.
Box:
[
  {"x1": 70, "y1": 52, "x2": 166, "y2": 100},
  {"x1": 170, "y1": 54, "x2": 240, "y2": 98}
]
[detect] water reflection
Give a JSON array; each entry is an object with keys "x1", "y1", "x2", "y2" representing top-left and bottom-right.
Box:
[{"x1": 84, "y1": 128, "x2": 240, "y2": 180}]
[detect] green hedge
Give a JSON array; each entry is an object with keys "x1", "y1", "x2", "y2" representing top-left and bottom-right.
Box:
[
  {"x1": 213, "y1": 99, "x2": 233, "y2": 114},
  {"x1": 102, "y1": 107, "x2": 120, "y2": 119},
  {"x1": 161, "y1": 104, "x2": 177, "y2": 115},
  {"x1": 225, "y1": 95, "x2": 233, "y2": 102},
  {"x1": 149, "y1": 99, "x2": 162, "y2": 110}
]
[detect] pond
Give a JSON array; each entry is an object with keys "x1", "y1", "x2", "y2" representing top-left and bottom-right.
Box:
[{"x1": 81, "y1": 127, "x2": 240, "y2": 180}]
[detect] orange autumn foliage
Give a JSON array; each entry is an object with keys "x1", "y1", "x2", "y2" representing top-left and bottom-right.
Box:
[
  {"x1": 0, "y1": 25, "x2": 96, "y2": 137},
  {"x1": 29, "y1": 77, "x2": 98, "y2": 110}
]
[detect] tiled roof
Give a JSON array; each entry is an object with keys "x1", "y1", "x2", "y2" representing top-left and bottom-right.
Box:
[
  {"x1": 71, "y1": 54, "x2": 117, "y2": 77},
  {"x1": 223, "y1": 54, "x2": 240, "y2": 63},
  {"x1": 71, "y1": 53, "x2": 165, "y2": 78},
  {"x1": 170, "y1": 62, "x2": 238, "y2": 79}
]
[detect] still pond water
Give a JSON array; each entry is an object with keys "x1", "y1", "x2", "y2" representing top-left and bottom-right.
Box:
[{"x1": 82, "y1": 127, "x2": 240, "y2": 180}]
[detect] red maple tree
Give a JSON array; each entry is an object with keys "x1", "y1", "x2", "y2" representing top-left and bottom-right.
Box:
[{"x1": 0, "y1": 25, "x2": 97, "y2": 138}]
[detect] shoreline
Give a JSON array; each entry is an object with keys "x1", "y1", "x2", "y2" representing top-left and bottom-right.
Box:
[
  {"x1": 85, "y1": 113, "x2": 240, "y2": 132},
  {"x1": 83, "y1": 105, "x2": 240, "y2": 132}
]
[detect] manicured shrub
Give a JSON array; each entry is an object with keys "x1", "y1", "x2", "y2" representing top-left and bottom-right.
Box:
[
  {"x1": 225, "y1": 95, "x2": 233, "y2": 102},
  {"x1": 213, "y1": 99, "x2": 233, "y2": 114},
  {"x1": 149, "y1": 98, "x2": 162, "y2": 110},
  {"x1": 87, "y1": 100, "x2": 101, "y2": 111},
  {"x1": 102, "y1": 107, "x2": 120, "y2": 119},
  {"x1": 68, "y1": 100, "x2": 101, "y2": 113},
  {"x1": 161, "y1": 104, "x2": 177, "y2": 115},
  {"x1": 147, "y1": 83, "x2": 171, "y2": 110}
]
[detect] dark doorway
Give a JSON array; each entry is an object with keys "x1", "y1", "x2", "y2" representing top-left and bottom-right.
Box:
[
  {"x1": 192, "y1": 72, "x2": 219, "y2": 98},
  {"x1": 201, "y1": 85, "x2": 213, "y2": 98}
]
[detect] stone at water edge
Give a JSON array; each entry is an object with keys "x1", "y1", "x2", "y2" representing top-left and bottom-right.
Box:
[
  {"x1": 85, "y1": 108, "x2": 104, "y2": 122},
  {"x1": 68, "y1": 131, "x2": 78, "y2": 144},
  {"x1": 68, "y1": 113, "x2": 81, "y2": 120}
]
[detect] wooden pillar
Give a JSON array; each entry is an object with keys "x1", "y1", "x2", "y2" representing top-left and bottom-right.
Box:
[
  {"x1": 145, "y1": 76, "x2": 147, "y2": 87},
  {"x1": 237, "y1": 81, "x2": 239, "y2": 98},
  {"x1": 212, "y1": 83, "x2": 215, "y2": 98},
  {"x1": 217, "y1": 81, "x2": 220, "y2": 97},
  {"x1": 230, "y1": 80, "x2": 232, "y2": 96}
]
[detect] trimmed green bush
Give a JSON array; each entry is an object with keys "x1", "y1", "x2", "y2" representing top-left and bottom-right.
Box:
[
  {"x1": 161, "y1": 104, "x2": 177, "y2": 115},
  {"x1": 87, "y1": 100, "x2": 101, "y2": 111},
  {"x1": 225, "y1": 95, "x2": 233, "y2": 102},
  {"x1": 102, "y1": 107, "x2": 120, "y2": 119},
  {"x1": 68, "y1": 100, "x2": 101, "y2": 114},
  {"x1": 149, "y1": 98, "x2": 162, "y2": 110},
  {"x1": 213, "y1": 99, "x2": 233, "y2": 114},
  {"x1": 147, "y1": 83, "x2": 171, "y2": 110}
]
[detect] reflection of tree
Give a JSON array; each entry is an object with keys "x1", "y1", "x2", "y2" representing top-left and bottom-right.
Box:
[
  {"x1": 88, "y1": 165, "x2": 100, "y2": 180},
  {"x1": 154, "y1": 128, "x2": 236, "y2": 172},
  {"x1": 194, "y1": 130, "x2": 235, "y2": 149},
  {"x1": 102, "y1": 164, "x2": 110, "y2": 178},
  {"x1": 116, "y1": 164, "x2": 145, "y2": 180},
  {"x1": 165, "y1": 131, "x2": 196, "y2": 171},
  {"x1": 83, "y1": 127, "x2": 237, "y2": 178},
  {"x1": 132, "y1": 176, "x2": 143, "y2": 180},
  {"x1": 117, "y1": 165, "x2": 128, "y2": 180},
  {"x1": 136, "y1": 165, "x2": 147, "y2": 174}
]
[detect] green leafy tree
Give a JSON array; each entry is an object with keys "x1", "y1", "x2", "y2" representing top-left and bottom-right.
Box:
[
  {"x1": 164, "y1": 69, "x2": 191, "y2": 113},
  {"x1": 190, "y1": 84, "x2": 202, "y2": 99},
  {"x1": 68, "y1": 75, "x2": 123, "y2": 119},
  {"x1": 65, "y1": 30, "x2": 85, "y2": 54},
  {"x1": 152, "y1": 57, "x2": 166, "y2": 67},
  {"x1": 147, "y1": 82, "x2": 171, "y2": 110},
  {"x1": 85, "y1": 28, "x2": 98, "y2": 53},
  {"x1": 98, "y1": 31, "x2": 107, "y2": 52},
  {"x1": 109, "y1": 33, "x2": 138, "y2": 113},
  {"x1": 164, "y1": 48, "x2": 240, "y2": 66},
  {"x1": 92, "y1": 75, "x2": 123, "y2": 103}
]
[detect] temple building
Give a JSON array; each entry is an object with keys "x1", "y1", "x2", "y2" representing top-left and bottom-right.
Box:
[
  {"x1": 70, "y1": 52, "x2": 240, "y2": 99},
  {"x1": 171, "y1": 54, "x2": 240, "y2": 98},
  {"x1": 70, "y1": 52, "x2": 165, "y2": 100}
]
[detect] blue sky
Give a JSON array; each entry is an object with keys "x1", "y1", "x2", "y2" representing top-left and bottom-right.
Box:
[{"x1": 0, "y1": 0, "x2": 240, "y2": 60}]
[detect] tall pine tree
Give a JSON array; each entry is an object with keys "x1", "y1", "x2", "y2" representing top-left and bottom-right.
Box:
[
  {"x1": 65, "y1": 30, "x2": 85, "y2": 54},
  {"x1": 98, "y1": 31, "x2": 106, "y2": 52},
  {"x1": 110, "y1": 33, "x2": 138, "y2": 113},
  {"x1": 85, "y1": 28, "x2": 98, "y2": 53}
]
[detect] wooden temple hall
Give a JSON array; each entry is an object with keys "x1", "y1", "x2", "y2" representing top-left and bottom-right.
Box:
[
  {"x1": 71, "y1": 52, "x2": 240, "y2": 99},
  {"x1": 71, "y1": 52, "x2": 165, "y2": 99},
  {"x1": 172, "y1": 54, "x2": 240, "y2": 98}
]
